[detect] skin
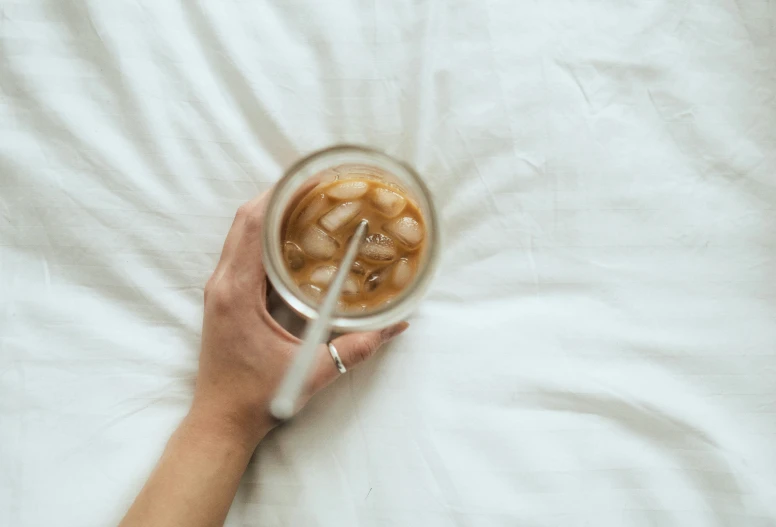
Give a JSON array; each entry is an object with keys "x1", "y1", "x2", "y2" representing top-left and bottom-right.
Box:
[{"x1": 119, "y1": 192, "x2": 408, "y2": 527}]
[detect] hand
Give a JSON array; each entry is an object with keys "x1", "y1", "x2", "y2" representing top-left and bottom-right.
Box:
[{"x1": 191, "y1": 191, "x2": 408, "y2": 449}]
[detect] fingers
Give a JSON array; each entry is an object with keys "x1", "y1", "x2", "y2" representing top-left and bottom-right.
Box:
[
  {"x1": 219, "y1": 192, "x2": 269, "y2": 263},
  {"x1": 211, "y1": 191, "x2": 271, "y2": 286},
  {"x1": 231, "y1": 192, "x2": 271, "y2": 287},
  {"x1": 309, "y1": 322, "x2": 410, "y2": 391},
  {"x1": 236, "y1": 191, "x2": 271, "y2": 259}
]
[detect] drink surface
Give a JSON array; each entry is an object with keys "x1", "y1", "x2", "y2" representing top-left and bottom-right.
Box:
[{"x1": 281, "y1": 173, "x2": 426, "y2": 313}]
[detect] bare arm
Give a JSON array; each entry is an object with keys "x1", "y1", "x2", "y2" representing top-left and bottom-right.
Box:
[
  {"x1": 119, "y1": 192, "x2": 408, "y2": 527},
  {"x1": 118, "y1": 412, "x2": 258, "y2": 527}
]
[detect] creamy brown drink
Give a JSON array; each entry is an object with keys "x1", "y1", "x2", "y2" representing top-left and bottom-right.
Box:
[{"x1": 281, "y1": 174, "x2": 426, "y2": 313}]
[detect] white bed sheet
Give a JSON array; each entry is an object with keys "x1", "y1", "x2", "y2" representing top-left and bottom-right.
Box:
[{"x1": 2, "y1": 1, "x2": 775, "y2": 525}]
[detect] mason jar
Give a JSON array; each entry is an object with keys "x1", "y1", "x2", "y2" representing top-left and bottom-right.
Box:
[{"x1": 262, "y1": 145, "x2": 440, "y2": 332}]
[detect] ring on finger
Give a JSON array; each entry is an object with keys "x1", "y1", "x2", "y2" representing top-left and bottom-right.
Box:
[{"x1": 327, "y1": 342, "x2": 347, "y2": 374}]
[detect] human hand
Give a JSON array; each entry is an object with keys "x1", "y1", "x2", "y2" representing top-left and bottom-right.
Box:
[{"x1": 190, "y1": 191, "x2": 408, "y2": 450}]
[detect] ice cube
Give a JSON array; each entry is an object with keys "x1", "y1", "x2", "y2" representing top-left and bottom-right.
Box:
[
  {"x1": 299, "y1": 225, "x2": 339, "y2": 260},
  {"x1": 326, "y1": 180, "x2": 369, "y2": 199},
  {"x1": 297, "y1": 193, "x2": 329, "y2": 225},
  {"x1": 300, "y1": 283, "x2": 323, "y2": 303},
  {"x1": 392, "y1": 258, "x2": 413, "y2": 288},
  {"x1": 309, "y1": 265, "x2": 359, "y2": 296},
  {"x1": 309, "y1": 265, "x2": 337, "y2": 287},
  {"x1": 283, "y1": 241, "x2": 305, "y2": 271},
  {"x1": 387, "y1": 182, "x2": 408, "y2": 194},
  {"x1": 319, "y1": 201, "x2": 362, "y2": 232},
  {"x1": 343, "y1": 274, "x2": 360, "y2": 295},
  {"x1": 371, "y1": 187, "x2": 406, "y2": 217},
  {"x1": 351, "y1": 260, "x2": 366, "y2": 275},
  {"x1": 384, "y1": 216, "x2": 424, "y2": 247},
  {"x1": 365, "y1": 266, "x2": 390, "y2": 292},
  {"x1": 359, "y1": 233, "x2": 397, "y2": 262}
]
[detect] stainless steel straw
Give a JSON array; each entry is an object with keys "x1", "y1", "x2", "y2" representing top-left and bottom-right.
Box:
[{"x1": 270, "y1": 219, "x2": 369, "y2": 420}]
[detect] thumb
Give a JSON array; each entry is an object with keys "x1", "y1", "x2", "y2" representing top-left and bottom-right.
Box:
[{"x1": 310, "y1": 321, "x2": 410, "y2": 391}]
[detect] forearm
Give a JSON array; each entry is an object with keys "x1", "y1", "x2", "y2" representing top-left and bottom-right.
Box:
[
  {"x1": 119, "y1": 191, "x2": 407, "y2": 526},
  {"x1": 119, "y1": 411, "x2": 263, "y2": 527}
]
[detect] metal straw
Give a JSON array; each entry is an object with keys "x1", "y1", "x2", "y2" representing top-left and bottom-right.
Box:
[{"x1": 270, "y1": 219, "x2": 369, "y2": 420}]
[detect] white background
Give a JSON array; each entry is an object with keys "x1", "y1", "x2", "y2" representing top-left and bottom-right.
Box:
[{"x1": 1, "y1": 1, "x2": 775, "y2": 525}]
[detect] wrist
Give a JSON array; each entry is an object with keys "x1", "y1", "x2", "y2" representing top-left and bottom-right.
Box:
[{"x1": 184, "y1": 403, "x2": 271, "y2": 454}]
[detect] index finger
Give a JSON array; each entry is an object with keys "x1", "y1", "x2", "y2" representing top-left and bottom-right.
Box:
[{"x1": 230, "y1": 190, "x2": 272, "y2": 282}]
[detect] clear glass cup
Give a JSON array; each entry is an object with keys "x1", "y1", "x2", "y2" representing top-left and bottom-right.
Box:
[{"x1": 263, "y1": 145, "x2": 440, "y2": 332}]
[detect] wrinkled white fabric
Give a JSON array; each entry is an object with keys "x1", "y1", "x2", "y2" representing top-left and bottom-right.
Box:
[{"x1": 1, "y1": 1, "x2": 775, "y2": 526}]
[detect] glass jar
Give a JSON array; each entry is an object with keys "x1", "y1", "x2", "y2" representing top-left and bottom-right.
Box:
[{"x1": 263, "y1": 145, "x2": 440, "y2": 332}]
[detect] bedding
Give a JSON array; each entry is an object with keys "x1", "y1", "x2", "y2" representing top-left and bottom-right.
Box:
[{"x1": 1, "y1": 1, "x2": 775, "y2": 525}]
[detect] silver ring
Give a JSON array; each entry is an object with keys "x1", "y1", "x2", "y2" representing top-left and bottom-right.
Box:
[{"x1": 327, "y1": 342, "x2": 347, "y2": 374}]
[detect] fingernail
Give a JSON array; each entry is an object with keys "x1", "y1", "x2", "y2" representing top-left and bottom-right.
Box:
[{"x1": 381, "y1": 321, "x2": 410, "y2": 342}]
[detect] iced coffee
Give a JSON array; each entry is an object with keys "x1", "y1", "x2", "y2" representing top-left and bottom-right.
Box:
[{"x1": 281, "y1": 170, "x2": 426, "y2": 313}]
